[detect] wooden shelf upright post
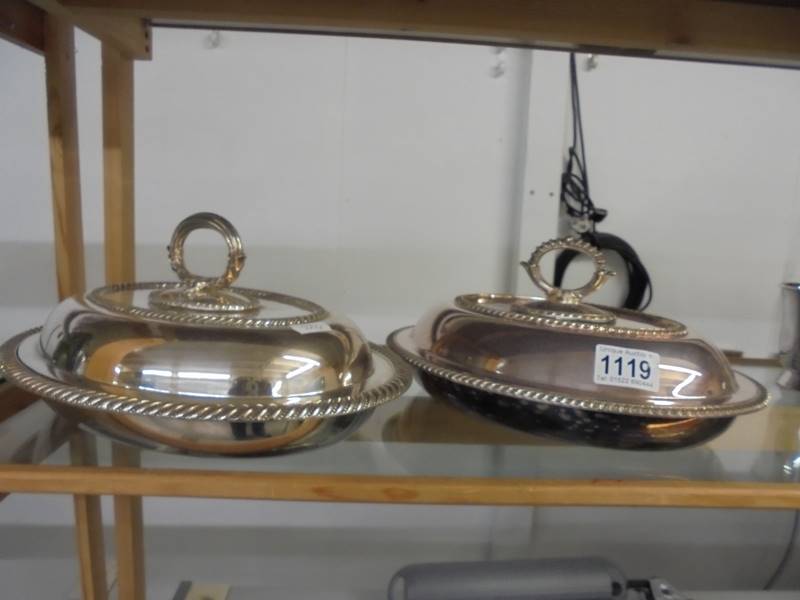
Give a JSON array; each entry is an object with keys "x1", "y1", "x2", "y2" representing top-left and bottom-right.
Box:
[
  {"x1": 103, "y1": 41, "x2": 146, "y2": 600},
  {"x1": 44, "y1": 13, "x2": 109, "y2": 600}
]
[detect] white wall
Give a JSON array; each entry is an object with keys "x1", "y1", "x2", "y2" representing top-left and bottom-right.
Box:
[
  {"x1": 1, "y1": 29, "x2": 529, "y2": 344},
  {"x1": 579, "y1": 53, "x2": 800, "y2": 356},
  {"x1": 516, "y1": 51, "x2": 800, "y2": 357},
  {"x1": 2, "y1": 28, "x2": 800, "y2": 592},
  {"x1": 2, "y1": 31, "x2": 800, "y2": 351}
]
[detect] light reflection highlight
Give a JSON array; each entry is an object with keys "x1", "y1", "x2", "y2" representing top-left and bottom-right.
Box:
[
  {"x1": 141, "y1": 368, "x2": 231, "y2": 381},
  {"x1": 659, "y1": 364, "x2": 704, "y2": 400},
  {"x1": 177, "y1": 370, "x2": 231, "y2": 381},
  {"x1": 649, "y1": 399, "x2": 675, "y2": 406},
  {"x1": 282, "y1": 354, "x2": 321, "y2": 379},
  {"x1": 136, "y1": 385, "x2": 229, "y2": 399}
]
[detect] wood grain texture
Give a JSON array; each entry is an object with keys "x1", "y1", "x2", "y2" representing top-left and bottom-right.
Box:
[
  {"x1": 44, "y1": 24, "x2": 107, "y2": 589},
  {"x1": 69, "y1": 435, "x2": 109, "y2": 600},
  {"x1": 112, "y1": 445, "x2": 145, "y2": 600},
  {"x1": 102, "y1": 43, "x2": 135, "y2": 284},
  {"x1": 0, "y1": 0, "x2": 45, "y2": 54},
  {"x1": 103, "y1": 44, "x2": 144, "y2": 599},
  {"x1": 184, "y1": 584, "x2": 231, "y2": 600},
  {"x1": 45, "y1": 14, "x2": 85, "y2": 300},
  {"x1": 79, "y1": 13, "x2": 150, "y2": 59},
  {"x1": 1, "y1": 464, "x2": 800, "y2": 509},
  {"x1": 28, "y1": 0, "x2": 150, "y2": 59},
  {"x1": 59, "y1": 0, "x2": 800, "y2": 66}
]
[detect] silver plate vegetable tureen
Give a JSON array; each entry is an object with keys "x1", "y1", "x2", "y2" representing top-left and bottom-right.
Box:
[
  {"x1": 1, "y1": 213, "x2": 411, "y2": 456},
  {"x1": 388, "y1": 237, "x2": 768, "y2": 450}
]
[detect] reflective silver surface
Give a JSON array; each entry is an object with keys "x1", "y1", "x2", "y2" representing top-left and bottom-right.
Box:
[
  {"x1": 388, "y1": 237, "x2": 768, "y2": 421},
  {"x1": 6, "y1": 328, "x2": 409, "y2": 420},
  {"x1": 74, "y1": 409, "x2": 370, "y2": 457},
  {"x1": 507, "y1": 236, "x2": 688, "y2": 338},
  {"x1": 0, "y1": 213, "x2": 412, "y2": 455},
  {"x1": 36, "y1": 295, "x2": 374, "y2": 414},
  {"x1": 4, "y1": 329, "x2": 408, "y2": 456},
  {"x1": 388, "y1": 325, "x2": 766, "y2": 419},
  {"x1": 779, "y1": 282, "x2": 800, "y2": 389}
]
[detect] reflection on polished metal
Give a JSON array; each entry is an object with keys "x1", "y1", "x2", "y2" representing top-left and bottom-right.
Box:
[
  {"x1": 478, "y1": 236, "x2": 687, "y2": 337},
  {"x1": 0, "y1": 213, "x2": 411, "y2": 456},
  {"x1": 33, "y1": 346, "x2": 403, "y2": 456},
  {"x1": 521, "y1": 237, "x2": 613, "y2": 305},
  {"x1": 87, "y1": 212, "x2": 329, "y2": 328},
  {"x1": 3, "y1": 331, "x2": 409, "y2": 421},
  {"x1": 154, "y1": 212, "x2": 258, "y2": 313},
  {"x1": 389, "y1": 328, "x2": 766, "y2": 419},
  {"x1": 388, "y1": 237, "x2": 768, "y2": 450},
  {"x1": 454, "y1": 293, "x2": 687, "y2": 338},
  {"x1": 779, "y1": 282, "x2": 800, "y2": 389}
]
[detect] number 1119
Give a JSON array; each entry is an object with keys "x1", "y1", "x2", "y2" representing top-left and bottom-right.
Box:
[{"x1": 600, "y1": 355, "x2": 652, "y2": 380}]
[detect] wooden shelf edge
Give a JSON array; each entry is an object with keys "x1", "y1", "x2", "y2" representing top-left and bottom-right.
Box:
[
  {"x1": 0, "y1": 464, "x2": 798, "y2": 509},
  {"x1": 26, "y1": 0, "x2": 150, "y2": 59},
  {"x1": 60, "y1": 0, "x2": 800, "y2": 68},
  {"x1": 0, "y1": 0, "x2": 45, "y2": 54}
]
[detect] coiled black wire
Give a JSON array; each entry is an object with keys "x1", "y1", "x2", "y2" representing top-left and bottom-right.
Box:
[
  {"x1": 555, "y1": 53, "x2": 653, "y2": 310},
  {"x1": 560, "y1": 53, "x2": 604, "y2": 229}
]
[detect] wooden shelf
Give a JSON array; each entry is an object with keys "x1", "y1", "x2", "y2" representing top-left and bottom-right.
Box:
[
  {"x1": 3, "y1": 3, "x2": 799, "y2": 597},
  {"x1": 1, "y1": 365, "x2": 799, "y2": 509},
  {"x1": 4, "y1": 0, "x2": 800, "y2": 68},
  {"x1": 3, "y1": 465, "x2": 800, "y2": 509}
]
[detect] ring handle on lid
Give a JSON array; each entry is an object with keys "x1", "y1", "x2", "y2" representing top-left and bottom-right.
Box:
[
  {"x1": 168, "y1": 212, "x2": 246, "y2": 290},
  {"x1": 520, "y1": 237, "x2": 614, "y2": 304},
  {"x1": 150, "y1": 212, "x2": 259, "y2": 313}
]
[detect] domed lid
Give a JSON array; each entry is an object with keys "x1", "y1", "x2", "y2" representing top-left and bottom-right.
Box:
[
  {"x1": 88, "y1": 212, "x2": 330, "y2": 329},
  {"x1": 1, "y1": 213, "x2": 411, "y2": 421},
  {"x1": 388, "y1": 237, "x2": 768, "y2": 419},
  {"x1": 457, "y1": 237, "x2": 688, "y2": 339}
]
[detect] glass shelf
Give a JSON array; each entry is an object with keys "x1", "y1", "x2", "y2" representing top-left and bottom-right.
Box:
[
  {"x1": 166, "y1": 582, "x2": 800, "y2": 600},
  {"x1": 21, "y1": 364, "x2": 800, "y2": 488}
]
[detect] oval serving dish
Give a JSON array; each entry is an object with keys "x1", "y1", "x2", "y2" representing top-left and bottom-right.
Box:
[
  {"x1": 1, "y1": 212, "x2": 411, "y2": 456},
  {"x1": 388, "y1": 237, "x2": 768, "y2": 450}
]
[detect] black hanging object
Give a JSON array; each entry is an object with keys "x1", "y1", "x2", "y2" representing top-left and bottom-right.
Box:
[{"x1": 554, "y1": 54, "x2": 653, "y2": 311}]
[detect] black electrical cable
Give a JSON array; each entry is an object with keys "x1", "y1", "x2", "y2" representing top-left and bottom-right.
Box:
[
  {"x1": 560, "y1": 53, "x2": 605, "y2": 229},
  {"x1": 554, "y1": 53, "x2": 653, "y2": 311},
  {"x1": 554, "y1": 233, "x2": 652, "y2": 310}
]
